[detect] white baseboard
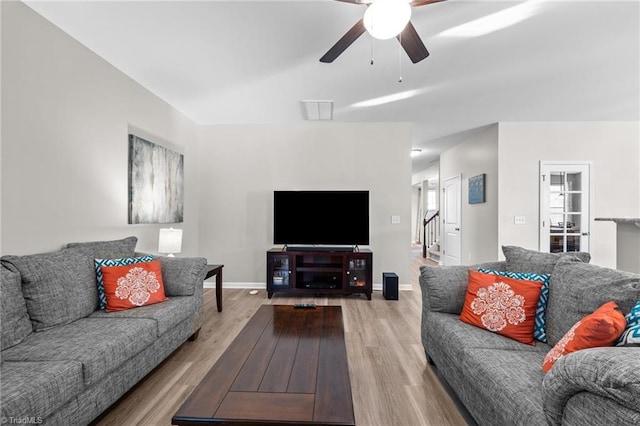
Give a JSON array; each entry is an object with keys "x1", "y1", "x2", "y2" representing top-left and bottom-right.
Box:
[
  {"x1": 203, "y1": 282, "x2": 413, "y2": 291},
  {"x1": 373, "y1": 283, "x2": 413, "y2": 291}
]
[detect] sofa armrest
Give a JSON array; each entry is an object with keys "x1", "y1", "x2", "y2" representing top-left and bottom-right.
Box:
[
  {"x1": 419, "y1": 261, "x2": 506, "y2": 314},
  {"x1": 157, "y1": 256, "x2": 208, "y2": 297},
  {"x1": 542, "y1": 347, "x2": 640, "y2": 425}
]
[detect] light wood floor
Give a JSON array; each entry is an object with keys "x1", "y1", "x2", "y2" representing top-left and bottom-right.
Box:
[{"x1": 92, "y1": 249, "x2": 466, "y2": 426}]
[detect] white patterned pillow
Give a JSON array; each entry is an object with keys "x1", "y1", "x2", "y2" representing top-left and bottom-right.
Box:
[
  {"x1": 478, "y1": 268, "x2": 550, "y2": 343},
  {"x1": 617, "y1": 301, "x2": 640, "y2": 347},
  {"x1": 94, "y1": 255, "x2": 154, "y2": 309}
]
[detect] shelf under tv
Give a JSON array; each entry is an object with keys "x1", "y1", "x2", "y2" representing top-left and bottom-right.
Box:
[
  {"x1": 303, "y1": 282, "x2": 338, "y2": 290},
  {"x1": 284, "y1": 245, "x2": 358, "y2": 253}
]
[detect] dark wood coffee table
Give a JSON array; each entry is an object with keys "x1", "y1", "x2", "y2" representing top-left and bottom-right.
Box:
[{"x1": 172, "y1": 305, "x2": 355, "y2": 426}]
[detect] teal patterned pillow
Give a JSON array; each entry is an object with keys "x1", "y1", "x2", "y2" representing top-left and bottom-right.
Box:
[
  {"x1": 94, "y1": 255, "x2": 154, "y2": 309},
  {"x1": 478, "y1": 268, "x2": 550, "y2": 343},
  {"x1": 617, "y1": 301, "x2": 640, "y2": 347}
]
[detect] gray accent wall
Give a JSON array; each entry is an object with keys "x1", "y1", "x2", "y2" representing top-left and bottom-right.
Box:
[
  {"x1": 197, "y1": 123, "x2": 413, "y2": 285},
  {"x1": 439, "y1": 125, "x2": 500, "y2": 265},
  {"x1": 1, "y1": 2, "x2": 413, "y2": 286},
  {"x1": 498, "y1": 121, "x2": 640, "y2": 268},
  {"x1": 1, "y1": 1, "x2": 200, "y2": 256},
  {"x1": 436, "y1": 121, "x2": 640, "y2": 269}
]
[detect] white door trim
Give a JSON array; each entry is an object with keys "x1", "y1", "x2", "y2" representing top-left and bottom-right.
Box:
[
  {"x1": 539, "y1": 161, "x2": 594, "y2": 253},
  {"x1": 442, "y1": 174, "x2": 462, "y2": 266}
]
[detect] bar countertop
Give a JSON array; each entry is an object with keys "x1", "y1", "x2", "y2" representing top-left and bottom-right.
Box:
[{"x1": 595, "y1": 218, "x2": 640, "y2": 225}]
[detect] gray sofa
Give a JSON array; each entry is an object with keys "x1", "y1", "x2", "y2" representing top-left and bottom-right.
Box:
[
  {"x1": 0, "y1": 236, "x2": 207, "y2": 426},
  {"x1": 419, "y1": 246, "x2": 640, "y2": 425}
]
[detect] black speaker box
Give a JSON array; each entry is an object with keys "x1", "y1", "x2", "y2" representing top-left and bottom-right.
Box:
[{"x1": 382, "y1": 272, "x2": 398, "y2": 300}]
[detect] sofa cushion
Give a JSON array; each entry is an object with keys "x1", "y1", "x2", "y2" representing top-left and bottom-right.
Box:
[
  {"x1": 1, "y1": 266, "x2": 32, "y2": 349},
  {"x1": 94, "y1": 255, "x2": 154, "y2": 309},
  {"x1": 459, "y1": 348, "x2": 550, "y2": 426},
  {"x1": 502, "y1": 245, "x2": 590, "y2": 275},
  {"x1": 478, "y1": 268, "x2": 550, "y2": 343},
  {"x1": 1, "y1": 248, "x2": 100, "y2": 331},
  {"x1": 101, "y1": 260, "x2": 168, "y2": 312},
  {"x1": 427, "y1": 312, "x2": 547, "y2": 357},
  {"x1": 460, "y1": 270, "x2": 542, "y2": 345},
  {"x1": 66, "y1": 235, "x2": 137, "y2": 256},
  {"x1": 618, "y1": 301, "x2": 640, "y2": 347},
  {"x1": 543, "y1": 301, "x2": 626, "y2": 372},
  {"x1": 420, "y1": 265, "x2": 470, "y2": 314},
  {"x1": 425, "y1": 313, "x2": 550, "y2": 425},
  {"x1": 1, "y1": 317, "x2": 157, "y2": 386},
  {"x1": 159, "y1": 256, "x2": 208, "y2": 296},
  {"x1": 419, "y1": 262, "x2": 508, "y2": 315},
  {"x1": 89, "y1": 295, "x2": 198, "y2": 336},
  {"x1": 0, "y1": 360, "x2": 84, "y2": 421},
  {"x1": 545, "y1": 259, "x2": 640, "y2": 346},
  {"x1": 1, "y1": 237, "x2": 140, "y2": 331}
]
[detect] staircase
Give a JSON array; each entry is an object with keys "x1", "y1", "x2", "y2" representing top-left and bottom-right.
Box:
[
  {"x1": 422, "y1": 210, "x2": 440, "y2": 263},
  {"x1": 427, "y1": 241, "x2": 441, "y2": 263}
]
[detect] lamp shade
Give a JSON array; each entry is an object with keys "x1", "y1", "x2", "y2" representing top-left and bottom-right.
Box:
[
  {"x1": 363, "y1": 0, "x2": 412, "y2": 40},
  {"x1": 158, "y1": 228, "x2": 182, "y2": 256}
]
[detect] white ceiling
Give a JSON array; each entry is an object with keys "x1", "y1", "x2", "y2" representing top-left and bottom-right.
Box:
[{"x1": 23, "y1": 0, "x2": 640, "y2": 172}]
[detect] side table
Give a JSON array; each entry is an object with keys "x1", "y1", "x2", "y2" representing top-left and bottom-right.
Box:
[{"x1": 205, "y1": 264, "x2": 223, "y2": 312}]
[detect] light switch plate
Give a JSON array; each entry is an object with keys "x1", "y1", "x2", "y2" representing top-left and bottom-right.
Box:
[
  {"x1": 514, "y1": 216, "x2": 526, "y2": 225},
  {"x1": 391, "y1": 215, "x2": 400, "y2": 224}
]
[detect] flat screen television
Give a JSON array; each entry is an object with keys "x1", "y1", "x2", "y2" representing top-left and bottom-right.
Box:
[{"x1": 273, "y1": 190, "x2": 369, "y2": 247}]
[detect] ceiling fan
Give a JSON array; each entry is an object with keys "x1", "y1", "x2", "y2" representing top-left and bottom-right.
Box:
[{"x1": 320, "y1": 0, "x2": 446, "y2": 64}]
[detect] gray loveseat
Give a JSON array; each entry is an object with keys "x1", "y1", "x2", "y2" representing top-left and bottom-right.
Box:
[
  {"x1": 0, "y1": 236, "x2": 207, "y2": 426},
  {"x1": 419, "y1": 246, "x2": 640, "y2": 425}
]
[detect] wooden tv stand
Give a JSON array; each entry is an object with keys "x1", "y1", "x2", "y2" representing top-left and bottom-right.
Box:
[{"x1": 266, "y1": 248, "x2": 372, "y2": 300}]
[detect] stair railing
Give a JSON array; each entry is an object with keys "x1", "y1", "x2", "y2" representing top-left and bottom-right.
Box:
[{"x1": 422, "y1": 210, "x2": 440, "y2": 258}]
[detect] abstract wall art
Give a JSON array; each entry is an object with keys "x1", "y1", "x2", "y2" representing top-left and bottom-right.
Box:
[
  {"x1": 128, "y1": 134, "x2": 184, "y2": 224},
  {"x1": 468, "y1": 174, "x2": 486, "y2": 204}
]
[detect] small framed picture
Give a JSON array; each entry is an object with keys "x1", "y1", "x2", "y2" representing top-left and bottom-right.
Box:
[{"x1": 468, "y1": 174, "x2": 486, "y2": 204}]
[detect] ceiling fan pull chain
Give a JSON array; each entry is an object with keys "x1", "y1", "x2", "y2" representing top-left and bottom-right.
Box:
[
  {"x1": 398, "y1": 32, "x2": 403, "y2": 83},
  {"x1": 370, "y1": 36, "x2": 374, "y2": 65}
]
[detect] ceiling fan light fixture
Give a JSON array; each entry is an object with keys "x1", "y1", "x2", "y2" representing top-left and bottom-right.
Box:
[{"x1": 363, "y1": 0, "x2": 412, "y2": 40}]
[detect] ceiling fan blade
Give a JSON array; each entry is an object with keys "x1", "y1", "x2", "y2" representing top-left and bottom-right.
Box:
[
  {"x1": 397, "y1": 21, "x2": 429, "y2": 63},
  {"x1": 320, "y1": 18, "x2": 366, "y2": 63},
  {"x1": 410, "y1": 0, "x2": 446, "y2": 6}
]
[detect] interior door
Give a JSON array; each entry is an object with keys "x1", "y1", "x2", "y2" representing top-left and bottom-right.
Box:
[
  {"x1": 442, "y1": 175, "x2": 461, "y2": 265},
  {"x1": 540, "y1": 162, "x2": 591, "y2": 253}
]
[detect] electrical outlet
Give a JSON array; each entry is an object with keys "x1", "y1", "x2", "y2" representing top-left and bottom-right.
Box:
[
  {"x1": 514, "y1": 216, "x2": 526, "y2": 225},
  {"x1": 391, "y1": 215, "x2": 400, "y2": 224}
]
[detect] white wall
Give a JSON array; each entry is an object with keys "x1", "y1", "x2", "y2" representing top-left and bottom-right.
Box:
[
  {"x1": 412, "y1": 162, "x2": 439, "y2": 186},
  {"x1": 439, "y1": 124, "x2": 500, "y2": 264},
  {"x1": 0, "y1": 0, "x2": 3, "y2": 253},
  {"x1": 498, "y1": 122, "x2": 640, "y2": 268},
  {"x1": 1, "y1": 2, "x2": 413, "y2": 288},
  {"x1": 1, "y1": 1, "x2": 201, "y2": 255},
  {"x1": 197, "y1": 123, "x2": 413, "y2": 285}
]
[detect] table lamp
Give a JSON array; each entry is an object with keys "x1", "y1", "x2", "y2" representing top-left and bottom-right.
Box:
[{"x1": 158, "y1": 228, "x2": 182, "y2": 257}]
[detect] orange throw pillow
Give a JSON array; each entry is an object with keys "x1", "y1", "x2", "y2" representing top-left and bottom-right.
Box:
[
  {"x1": 100, "y1": 260, "x2": 168, "y2": 312},
  {"x1": 542, "y1": 301, "x2": 626, "y2": 372},
  {"x1": 459, "y1": 270, "x2": 543, "y2": 345}
]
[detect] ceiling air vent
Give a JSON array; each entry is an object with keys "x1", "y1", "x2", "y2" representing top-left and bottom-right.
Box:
[{"x1": 300, "y1": 100, "x2": 334, "y2": 121}]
